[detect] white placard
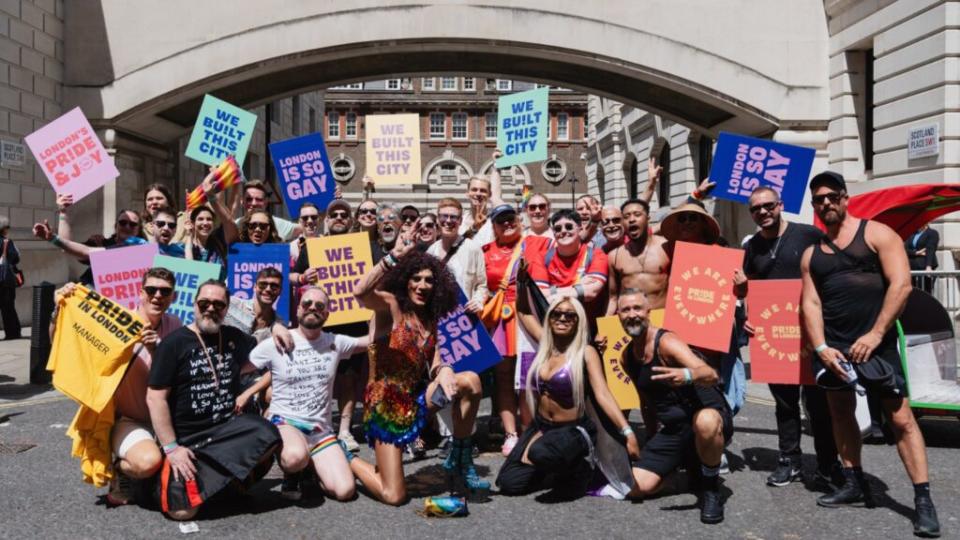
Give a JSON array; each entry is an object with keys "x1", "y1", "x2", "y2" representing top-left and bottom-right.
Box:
[{"x1": 908, "y1": 123, "x2": 939, "y2": 159}]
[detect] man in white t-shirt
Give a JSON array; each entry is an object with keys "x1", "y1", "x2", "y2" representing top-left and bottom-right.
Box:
[{"x1": 241, "y1": 287, "x2": 369, "y2": 501}]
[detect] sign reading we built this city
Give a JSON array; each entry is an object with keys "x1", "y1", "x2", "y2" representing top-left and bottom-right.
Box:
[
  {"x1": 185, "y1": 94, "x2": 258, "y2": 166},
  {"x1": 154, "y1": 255, "x2": 222, "y2": 325},
  {"x1": 495, "y1": 87, "x2": 548, "y2": 168},
  {"x1": 305, "y1": 233, "x2": 373, "y2": 326},
  {"x1": 269, "y1": 133, "x2": 335, "y2": 218},
  {"x1": 708, "y1": 132, "x2": 815, "y2": 214},
  {"x1": 365, "y1": 114, "x2": 421, "y2": 185},
  {"x1": 24, "y1": 107, "x2": 120, "y2": 202}
]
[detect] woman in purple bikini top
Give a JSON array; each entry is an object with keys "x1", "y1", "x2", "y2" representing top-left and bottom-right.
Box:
[{"x1": 535, "y1": 360, "x2": 576, "y2": 409}]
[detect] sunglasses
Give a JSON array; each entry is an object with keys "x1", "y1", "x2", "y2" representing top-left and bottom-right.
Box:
[
  {"x1": 600, "y1": 217, "x2": 622, "y2": 226},
  {"x1": 549, "y1": 310, "x2": 579, "y2": 322},
  {"x1": 300, "y1": 214, "x2": 320, "y2": 222},
  {"x1": 527, "y1": 203, "x2": 548, "y2": 212},
  {"x1": 154, "y1": 220, "x2": 176, "y2": 230},
  {"x1": 552, "y1": 222, "x2": 577, "y2": 233},
  {"x1": 378, "y1": 214, "x2": 398, "y2": 223},
  {"x1": 301, "y1": 299, "x2": 327, "y2": 311},
  {"x1": 420, "y1": 222, "x2": 436, "y2": 229},
  {"x1": 256, "y1": 281, "x2": 281, "y2": 292},
  {"x1": 142, "y1": 286, "x2": 173, "y2": 298},
  {"x1": 494, "y1": 215, "x2": 517, "y2": 226},
  {"x1": 117, "y1": 219, "x2": 139, "y2": 228},
  {"x1": 812, "y1": 192, "x2": 844, "y2": 205},
  {"x1": 749, "y1": 201, "x2": 779, "y2": 214},
  {"x1": 401, "y1": 214, "x2": 419, "y2": 223},
  {"x1": 358, "y1": 208, "x2": 378, "y2": 216},
  {"x1": 677, "y1": 214, "x2": 702, "y2": 224},
  {"x1": 247, "y1": 222, "x2": 270, "y2": 231},
  {"x1": 197, "y1": 299, "x2": 227, "y2": 312},
  {"x1": 328, "y1": 210, "x2": 350, "y2": 219}
]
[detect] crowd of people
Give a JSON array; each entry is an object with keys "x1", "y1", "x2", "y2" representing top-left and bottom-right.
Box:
[{"x1": 38, "y1": 153, "x2": 942, "y2": 537}]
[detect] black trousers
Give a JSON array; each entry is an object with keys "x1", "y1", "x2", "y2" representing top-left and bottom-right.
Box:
[
  {"x1": 496, "y1": 415, "x2": 596, "y2": 496},
  {"x1": 0, "y1": 286, "x2": 20, "y2": 339},
  {"x1": 769, "y1": 383, "x2": 837, "y2": 469}
]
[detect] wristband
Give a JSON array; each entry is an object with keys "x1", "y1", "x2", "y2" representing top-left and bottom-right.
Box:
[
  {"x1": 162, "y1": 441, "x2": 180, "y2": 455},
  {"x1": 383, "y1": 253, "x2": 398, "y2": 268},
  {"x1": 431, "y1": 364, "x2": 453, "y2": 379},
  {"x1": 815, "y1": 343, "x2": 828, "y2": 354},
  {"x1": 692, "y1": 189, "x2": 702, "y2": 200},
  {"x1": 620, "y1": 426, "x2": 634, "y2": 437},
  {"x1": 49, "y1": 234, "x2": 65, "y2": 249},
  {"x1": 683, "y1": 368, "x2": 693, "y2": 385}
]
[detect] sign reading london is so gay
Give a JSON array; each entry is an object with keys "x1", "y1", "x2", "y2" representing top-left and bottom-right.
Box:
[{"x1": 663, "y1": 242, "x2": 743, "y2": 352}]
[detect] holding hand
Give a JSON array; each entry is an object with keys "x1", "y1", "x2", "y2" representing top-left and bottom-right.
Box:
[
  {"x1": 33, "y1": 220, "x2": 53, "y2": 241},
  {"x1": 818, "y1": 346, "x2": 853, "y2": 380},
  {"x1": 166, "y1": 445, "x2": 197, "y2": 482},
  {"x1": 56, "y1": 193, "x2": 73, "y2": 213},
  {"x1": 140, "y1": 327, "x2": 160, "y2": 352},
  {"x1": 464, "y1": 299, "x2": 484, "y2": 314},
  {"x1": 437, "y1": 366, "x2": 457, "y2": 400},
  {"x1": 625, "y1": 432, "x2": 641, "y2": 461}
]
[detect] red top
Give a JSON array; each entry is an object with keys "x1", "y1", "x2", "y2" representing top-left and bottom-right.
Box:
[
  {"x1": 527, "y1": 243, "x2": 608, "y2": 288},
  {"x1": 483, "y1": 235, "x2": 551, "y2": 303}
]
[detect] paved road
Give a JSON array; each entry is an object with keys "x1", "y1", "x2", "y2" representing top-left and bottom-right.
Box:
[{"x1": 1, "y1": 391, "x2": 958, "y2": 539}]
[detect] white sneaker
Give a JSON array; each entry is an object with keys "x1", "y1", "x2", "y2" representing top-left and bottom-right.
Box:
[{"x1": 339, "y1": 432, "x2": 360, "y2": 452}]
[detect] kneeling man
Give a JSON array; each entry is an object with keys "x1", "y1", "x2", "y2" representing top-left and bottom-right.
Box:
[{"x1": 147, "y1": 280, "x2": 281, "y2": 520}]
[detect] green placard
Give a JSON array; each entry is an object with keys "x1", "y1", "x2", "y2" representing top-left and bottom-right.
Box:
[
  {"x1": 184, "y1": 94, "x2": 258, "y2": 166},
  {"x1": 153, "y1": 254, "x2": 223, "y2": 324},
  {"x1": 495, "y1": 87, "x2": 549, "y2": 168}
]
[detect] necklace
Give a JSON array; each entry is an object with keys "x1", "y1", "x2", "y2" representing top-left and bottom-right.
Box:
[
  {"x1": 191, "y1": 327, "x2": 223, "y2": 389},
  {"x1": 769, "y1": 224, "x2": 791, "y2": 260}
]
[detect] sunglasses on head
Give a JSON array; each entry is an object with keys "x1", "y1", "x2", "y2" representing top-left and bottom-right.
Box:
[
  {"x1": 256, "y1": 281, "x2": 281, "y2": 292},
  {"x1": 301, "y1": 299, "x2": 327, "y2": 311},
  {"x1": 438, "y1": 213, "x2": 461, "y2": 223},
  {"x1": 749, "y1": 201, "x2": 779, "y2": 214},
  {"x1": 247, "y1": 221, "x2": 270, "y2": 231},
  {"x1": 677, "y1": 214, "x2": 702, "y2": 224},
  {"x1": 358, "y1": 207, "x2": 378, "y2": 216},
  {"x1": 552, "y1": 222, "x2": 577, "y2": 233},
  {"x1": 117, "y1": 219, "x2": 139, "y2": 228},
  {"x1": 328, "y1": 210, "x2": 350, "y2": 219},
  {"x1": 812, "y1": 192, "x2": 844, "y2": 205},
  {"x1": 154, "y1": 220, "x2": 176, "y2": 230},
  {"x1": 197, "y1": 299, "x2": 227, "y2": 312},
  {"x1": 142, "y1": 286, "x2": 173, "y2": 298},
  {"x1": 300, "y1": 214, "x2": 319, "y2": 222},
  {"x1": 549, "y1": 310, "x2": 579, "y2": 322},
  {"x1": 527, "y1": 203, "x2": 548, "y2": 212}
]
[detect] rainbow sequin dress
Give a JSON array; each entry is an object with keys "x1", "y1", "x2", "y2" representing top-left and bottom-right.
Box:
[{"x1": 362, "y1": 321, "x2": 435, "y2": 447}]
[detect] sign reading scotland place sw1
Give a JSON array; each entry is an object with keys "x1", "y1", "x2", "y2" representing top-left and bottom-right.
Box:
[{"x1": 708, "y1": 132, "x2": 815, "y2": 214}]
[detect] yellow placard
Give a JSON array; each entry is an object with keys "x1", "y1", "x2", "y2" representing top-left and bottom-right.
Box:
[
  {"x1": 306, "y1": 233, "x2": 374, "y2": 326},
  {"x1": 595, "y1": 315, "x2": 641, "y2": 410},
  {"x1": 365, "y1": 113, "x2": 421, "y2": 185},
  {"x1": 649, "y1": 308, "x2": 664, "y2": 328}
]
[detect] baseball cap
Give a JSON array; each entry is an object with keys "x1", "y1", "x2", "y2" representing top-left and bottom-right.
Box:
[
  {"x1": 809, "y1": 171, "x2": 847, "y2": 192},
  {"x1": 326, "y1": 199, "x2": 351, "y2": 215},
  {"x1": 488, "y1": 204, "x2": 517, "y2": 221}
]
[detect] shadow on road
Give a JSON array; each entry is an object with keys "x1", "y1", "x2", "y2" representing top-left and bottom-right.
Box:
[{"x1": 0, "y1": 382, "x2": 53, "y2": 401}]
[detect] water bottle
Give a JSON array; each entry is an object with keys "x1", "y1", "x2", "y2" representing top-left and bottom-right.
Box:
[{"x1": 838, "y1": 360, "x2": 866, "y2": 396}]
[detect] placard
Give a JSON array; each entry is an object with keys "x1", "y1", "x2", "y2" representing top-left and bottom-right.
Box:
[
  {"x1": 437, "y1": 287, "x2": 501, "y2": 374},
  {"x1": 227, "y1": 243, "x2": 291, "y2": 323},
  {"x1": 90, "y1": 243, "x2": 159, "y2": 311},
  {"x1": 154, "y1": 255, "x2": 222, "y2": 325},
  {"x1": 596, "y1": 316, "x2": 641, "y2": 410},
  {"x1": 663, "y1": 241, "x2": 744, "y2": 352},
  {"x1": 364, "y1": 114, "x2": 421, "y2": 185},
  {"x1": 305, "y1": 233, "x2": 373, "y2": 326},
  {"x1": 748, "y1": 279, "x2": 813, "y2": 385},
  {"x1": 269, "y1": 133, "x2": 335, "y2": 218},
  {"x1": 184, "y1": 94, "x2": 258, "y2": 166},
  {"x1": 708, "y1": 132, "x2": 815, "y2": 214},
  {"x1": 495, "y1": 87, "x2": 549, "y2": 168},
  {"x1": 24, "y1": 107, "x2": 119, "y2": 202}
]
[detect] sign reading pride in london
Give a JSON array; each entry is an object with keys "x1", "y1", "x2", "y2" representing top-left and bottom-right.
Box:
[
  {"x1": 90, "y1": 243, "x2": 159, "y2": 311},
  {"x1": 748, "y1": 279, "x2": 814, "y2": 385},
  {"x1": 269, "y1": 133, "x2": 335, "y2": 218},
  {"x1": 24, "y1": 107, "x2": 120, "y2": 202},
  {"x1": 227, "y1": 243, "x2": 291, "y2": 323},
  {"x1": 305, "y1": 233, "x2": 373, "y2": 326},
  {"x1": 185, "y1": 94, "x2": 258, "y2": 166},
  {"x1": 708, "y1": 132, "x2": 815, "y2": 214},
  {"x1": 436, "y1": 287, "x2": 501, "y2": 374},
  {"x1": 365, "y1": 114, "x2": 421, "y2": 185},
  {"x1": 495, "y1": 87, "x2": 549, "y2": 168}
]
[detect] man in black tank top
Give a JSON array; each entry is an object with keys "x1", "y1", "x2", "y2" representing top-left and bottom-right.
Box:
[
  {"x1": 739, "y1": 187, "x2": 840, "y2": 489},
  {"x1": 800, "y1": 172, "x2": 940, "y2": 538},
  {"x1": 616, "y1": 291, "x2": 733, "y2": 525}
]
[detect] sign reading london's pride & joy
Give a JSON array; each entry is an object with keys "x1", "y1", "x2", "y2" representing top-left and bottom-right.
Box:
[
  {"x1": 595, "y1": 316, "x2": 641, "y2": 410},
  {"x1": 24, "y1": 107, "x2": 120, "y2": 202},
  {"x1": 305, "y1": 233, "x2": 373, "y2": 326},
  {"x1": 154, "y1": 255, "x2": 222, "y2": 325},
  {"x1": 495, "y1": 87, "x2": 548, "y2": 168},
  {"x1": 437, "y1": 287, "x2": 500, "y2": 374},
  {"x1": 663, "y1": 242, "x2": 744, "y2": 352},
  {"x1": 365, "y1": 114, "x2": 421, "y2": 185},
  {"x1": 269, "y1": 133, "x2": 335, "y2": 218},
  {"x1": 185, "y1": 95, "x2": 258, "y2": 166},
  {"x1": 227, "y1": 243, "x2": 291, "y2": 322},
  {"x1": 708, "y1": 132, "x2": 815, "y2": 214},
  {"x1": 90, "y1": 243, "x2": 159, "y2": 311},
  {"x1": 748, "y1": 279, "x2": 813, "y2": 385}
]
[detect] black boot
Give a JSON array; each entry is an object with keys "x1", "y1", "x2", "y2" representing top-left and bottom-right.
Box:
[
  {"x1": 914, "y1": 496, "x2": 941, "y2": 538},
  {"x1": 817, "y1": 468, "x2": 874, "y2": 508},
  {"x1": 700, "y1": 475, "x2": 724, "y2": 524}
]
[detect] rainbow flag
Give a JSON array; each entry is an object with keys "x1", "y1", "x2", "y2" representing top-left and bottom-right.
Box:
[
  {"x1": 185, "y1": 155, "x2": 243, "y2": 211},
  {"x1": 519, "y1": 184, "x2": 533, "y2": 210}
]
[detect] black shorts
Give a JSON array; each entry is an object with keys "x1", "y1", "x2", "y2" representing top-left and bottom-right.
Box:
[
  {"x1": 813, "y1": 342, "x2": 907, "y2": 399},
  {"x1": 633, "y1": 406, "x2": 733, "y2": 478}
]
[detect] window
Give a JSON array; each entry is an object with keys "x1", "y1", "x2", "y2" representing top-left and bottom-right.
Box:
[
  {"x1": 308, "y1": 107, "x2": 317, "y2": 133},
  {"x1": 657, "y1": 144, "x2": 671, "y2": 206},
  {"x1": 386, "y1": 79, "x2": 401, "y2": 90},
  {"x1": 345, "y1": 112, "x2": 357, "y2": 139},
  {"x1": 441, "y1": 77, "x2": 457, "y2": 91},
  {"x1": 430, "y1": 113, "x2": 446, "y2": 139},
  {"x1": 422, "y1": 77, "x2": 435, "y2": 91},
  {"x1": 269, "y1": 102, "x2": 280, "y2": 124},
  {"x1": 496, "y1": 79, "x2": 512, "y2": 91},
  {"x1": 327, "y1": 111, "x2": 340, "y2": 139},
  {"x1": 485, "y1": 79, "x2": 497, "y2": 91},
  {"x1": 440, "y1": 163, "x2": 458, "y2": 183},
  {"x1": 452, "y1": 113, "x2": 468, "y2": 140},
  {"x1": 556, "y1": 113, "x2": 569, "y2": 141},
  {"x1": 292, "y1": 96, "x2": 301, "y2": 135},
  {"x1": 463, "y1": 77, "x2": 475, "y2": 91},
  {"x1": 484, "y1": 113, "x2": 497, "y2": 140},
  {"x1": 863, "y1": 49, "x2": 874, "y2": 172},
  {"x1": 331, "y1": 83, "x2": 363, "y2": 90}
]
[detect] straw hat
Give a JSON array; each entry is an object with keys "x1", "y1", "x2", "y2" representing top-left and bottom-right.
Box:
[{"x1": 659, "y1": 203, "x2": 721, "y2": 244}]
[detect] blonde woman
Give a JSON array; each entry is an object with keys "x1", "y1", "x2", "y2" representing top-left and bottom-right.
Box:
[{"x1": 497, "y1": 295, "x2": 639, "y2": 498}]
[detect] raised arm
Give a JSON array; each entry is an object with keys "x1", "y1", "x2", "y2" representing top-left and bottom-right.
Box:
[
  {"x1": 354, "y1": 221, "x2": 419, "y2": 313},
  {"x1": 640, "y1": 156, "x2": 661, "y2": 205},
  {"x1": 34, "y1": 220, "x2": 97, "y2": 259},
  {"x1": 488, "y1": 149, "x2": 505, "y2": 207}
]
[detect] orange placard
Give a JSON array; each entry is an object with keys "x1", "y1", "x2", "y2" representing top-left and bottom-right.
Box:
[
  {"x1": 748, "y1": 279, "x2": 814, "y2": 385},
  {"x1": 663, "y1": 242, "x2": 743, "y2": 352}
]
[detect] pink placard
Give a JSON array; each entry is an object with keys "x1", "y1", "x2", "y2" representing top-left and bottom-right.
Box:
[
  {"x1": 89, "y1": 243, "x2": 159, "y2": 311},
  {"x1": 24, "y1": 107, "x2": 120, "y2": 202}
]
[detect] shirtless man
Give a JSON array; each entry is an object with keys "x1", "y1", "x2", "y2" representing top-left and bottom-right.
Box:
[{"x1": 606, "y1": 199, "x2": 670, "y2": 312}]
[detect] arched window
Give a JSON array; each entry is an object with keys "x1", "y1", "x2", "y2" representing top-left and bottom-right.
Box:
[
  {"x1": 657, "y1": 144, "x2": 671, "y2": 207},
  {"x1": 624, "y1": 154, "x2": 638, "y2": 199}
]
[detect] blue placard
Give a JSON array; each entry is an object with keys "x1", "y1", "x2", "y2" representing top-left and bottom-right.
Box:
[
  {"x1": 227, "y1": 243, "x2": 291, "y2": 323},
  {"x1": 436, "y1": 287, "x2": 501, "y2": 374},
  {"x1": 269, "y1": 133, "x2": 335, "y2": 218},
  {"x1": 707, "y1": 132, "x2": 816, "y2": 214}
]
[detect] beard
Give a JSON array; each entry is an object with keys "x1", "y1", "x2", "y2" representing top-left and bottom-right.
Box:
[
  {"x1": 300, "y1": 312, "x2": 324, "y2": 329},
  {"x1": 623, "y1": 318, "x2": 648, "y2": 338},
  {"x1": 820, "y1": 208, "x2": 844, "y2": 225},
  {"x1": 197, "y1": 313, "x2": 222, "y2": 334}
]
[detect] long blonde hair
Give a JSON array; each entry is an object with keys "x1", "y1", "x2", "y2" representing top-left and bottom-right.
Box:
[{"x1": 525, "y1": 296, "x2": 590, "y2": 415}]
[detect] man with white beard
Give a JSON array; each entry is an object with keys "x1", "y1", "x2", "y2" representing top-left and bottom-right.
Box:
[{"x1": 147, "y1": 280, "x2": 280, "y2": 520}]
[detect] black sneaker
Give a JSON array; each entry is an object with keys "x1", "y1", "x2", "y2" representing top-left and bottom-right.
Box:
[
  {"x1": 814, "y1": 463, "x2": 845, "y2": 490},
  {"x1": 914, "y1": 497, "x2": 941, "y2": 538},
  {"x1": 766, "y1": 458, "x2": 801, "y2": 487},
  {"x1": 280, "y1": 472, "x2": 302, "y2": 501},
  {"x1": 817, "y1": 480, "x2": 874, "y2": 508},
  {"x1": 700, "y1": 489, "x2": 725, "y2": 524}
]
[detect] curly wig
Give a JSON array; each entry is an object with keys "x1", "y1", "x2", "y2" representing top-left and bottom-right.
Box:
[{"x1": 382, "y1": 250, "x2": 459, "y2": 326}]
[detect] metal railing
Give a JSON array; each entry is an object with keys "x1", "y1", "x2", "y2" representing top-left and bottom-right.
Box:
[{"x1": 911, "y1": 270, "x2": 960, "y2": 319}]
